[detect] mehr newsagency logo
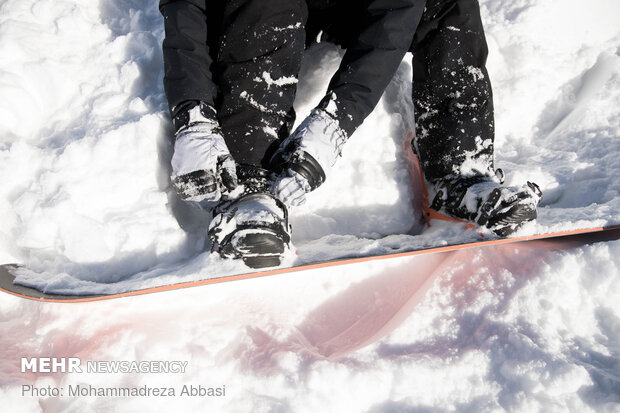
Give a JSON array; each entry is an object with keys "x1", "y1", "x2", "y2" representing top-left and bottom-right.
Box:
[{"x1": 21, "y1": 357, "x2": 188, "y2": 374}]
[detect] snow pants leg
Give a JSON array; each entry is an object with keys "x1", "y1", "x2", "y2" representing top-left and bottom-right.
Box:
[
  {"x1": 210, "y1": 0, "x2": 308, "y2": 169},
  {"x1": 410, "y1": 0, "x2": 495, "y2": 183}
]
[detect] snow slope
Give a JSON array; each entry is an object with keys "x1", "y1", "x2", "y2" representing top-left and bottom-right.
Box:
[
  {"x1": 0, "y1": 0, "x2": 620, "y2": 411},
  {"x1": 1, "y1": 236, "x2": 619, "y2": 412}
]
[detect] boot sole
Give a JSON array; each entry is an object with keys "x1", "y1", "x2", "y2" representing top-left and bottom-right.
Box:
[
  {"x1": 229, "y1": 231, "x2": 287, "y2": 269},
  {"x1": 243, "y1": 255, "x2": 283, "y2": 269}
]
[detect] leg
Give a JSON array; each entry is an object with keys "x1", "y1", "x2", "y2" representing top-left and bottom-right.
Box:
[
  {"x1": 212, "y1": 0, "x2": 308, "y2": 169},
  {"x1": 410, "y1": 0, "x2": 542, "y2": 236},
  {"x1": 411, "y1": 0, "x2": 495, "y2": 183},
  {"x1": 205, "y1": 0, "x2": 307, "y2": 267}
]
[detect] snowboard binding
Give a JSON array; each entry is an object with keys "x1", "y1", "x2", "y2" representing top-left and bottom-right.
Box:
[
  {"x1": 430, "y1": 171, "x2": 543, "y2": 236},
  {"x1": 208, "y1": 165, "x2": 292, "y2": 268}
]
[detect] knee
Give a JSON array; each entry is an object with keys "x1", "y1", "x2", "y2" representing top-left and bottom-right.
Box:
[{"x1": 218, "y1": 0, "x2": 308, "y2": 63}]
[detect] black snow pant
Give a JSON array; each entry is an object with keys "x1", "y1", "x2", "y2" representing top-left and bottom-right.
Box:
[
  {"x1": 410, "y1": 0, "x2": 495, "y2": 183},
  {"x1": 186, "y1": 0, "x2": 494, "y2": 183},
  {"x1": 202, "y1": 0, "x2": 308, "y2": 168}
]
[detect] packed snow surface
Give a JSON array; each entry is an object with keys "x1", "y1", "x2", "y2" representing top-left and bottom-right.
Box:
[{"x1": 0, "y1": 0, "x2": 619, "y2": 411}]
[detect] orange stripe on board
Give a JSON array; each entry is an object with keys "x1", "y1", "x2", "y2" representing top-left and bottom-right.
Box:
[{"x1": 423, "y1": 206, "x2": 477, "y2": 228}]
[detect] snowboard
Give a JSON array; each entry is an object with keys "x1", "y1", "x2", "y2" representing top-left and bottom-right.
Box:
[
  {"x1": 2, "y1": 136, "x2": 619, "y2": 302},
  {"x1": 1, "y1": 225, "x2": 618, "y2": 302}
]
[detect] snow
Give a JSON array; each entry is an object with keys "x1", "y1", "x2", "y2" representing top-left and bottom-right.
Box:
[
  {"x1": 1, "y1": 0, "x2": 620, "y2": 411},
  {"x1": 2, "y1": 238, "x2": 620, "y2": 411},
  {"x1": 255, "y1": 72, "x2": 299, "y2": 87}
]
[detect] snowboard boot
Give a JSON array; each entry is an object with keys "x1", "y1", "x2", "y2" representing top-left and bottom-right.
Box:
[
  {"x1": 207, "y1": 165, "x2": 292, "y2": 268},
  {"x1": 430, "y1": 170, "x2": 543, "y2": 237}
]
